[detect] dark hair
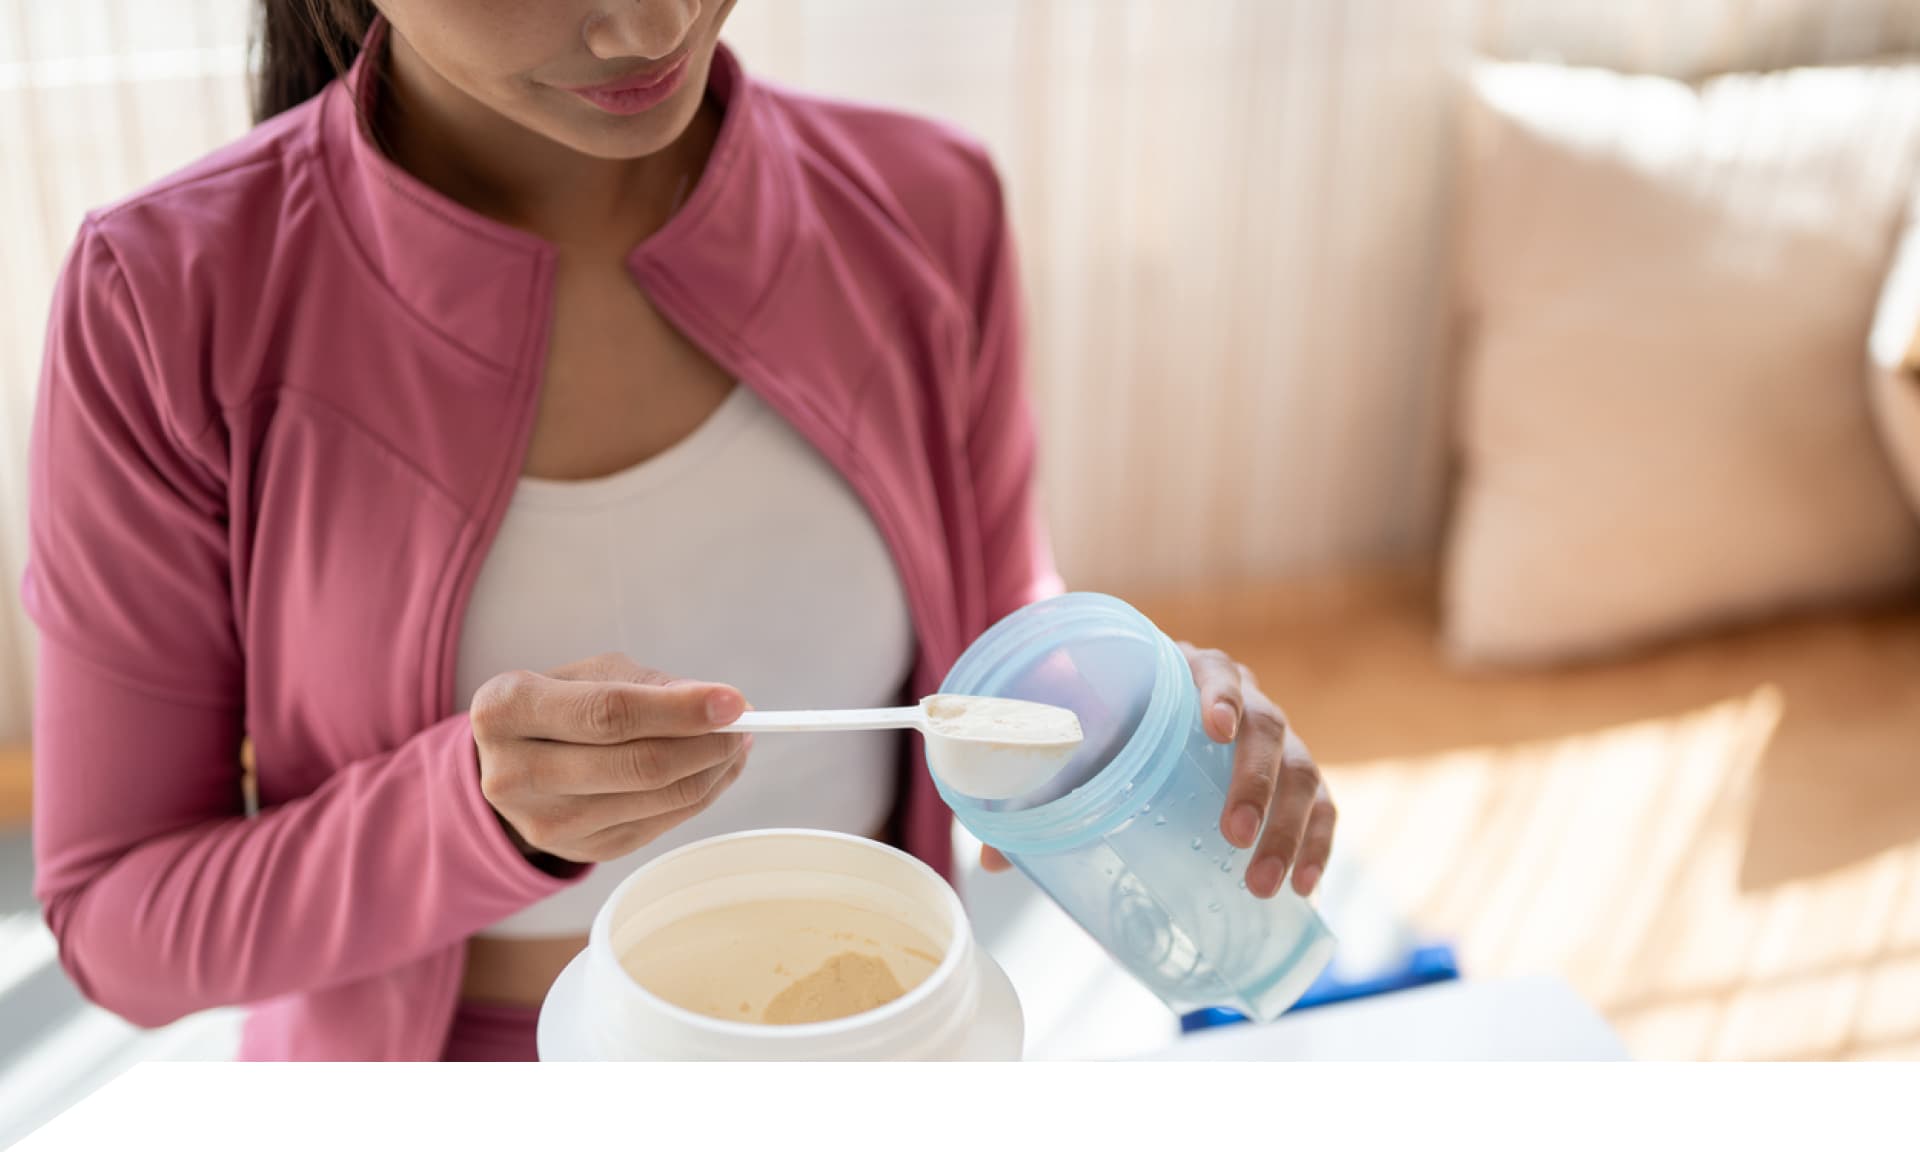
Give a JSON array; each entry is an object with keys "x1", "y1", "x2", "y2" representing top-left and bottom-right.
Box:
[{"x1": 251, "y1": 0, "x2": 378, "y2": 124}]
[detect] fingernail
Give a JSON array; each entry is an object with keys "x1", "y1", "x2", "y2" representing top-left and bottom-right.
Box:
[
  {"x1": 1293, "y1": 865, "x2": 1322, "y2": 896},
  {"x1": 1227, "y1": 805, "x2": 1261, "y2": 848},
  {"x1": 1247, "y1": 858, "x2": 1285, "y2": 899},
  {"x1": 707, "y1": 691, "x2": 739, "y2": 725},
  {"x1": 1211, "y1": 702, "x2": 1238, "y2": 741}
]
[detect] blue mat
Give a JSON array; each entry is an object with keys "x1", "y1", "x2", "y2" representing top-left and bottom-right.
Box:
[{"x1": 1179, "y1": 943, "x2": 1461, "y2": 1033}]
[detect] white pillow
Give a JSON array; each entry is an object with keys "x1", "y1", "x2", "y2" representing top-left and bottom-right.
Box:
[{"x1": 1445, "y1": 60, "x2": 1920, "y2": 665}]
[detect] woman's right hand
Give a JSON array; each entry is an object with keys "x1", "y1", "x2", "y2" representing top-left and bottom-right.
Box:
[{"x1": 471, "y1": 653, "x2": 750, "y2": 863}]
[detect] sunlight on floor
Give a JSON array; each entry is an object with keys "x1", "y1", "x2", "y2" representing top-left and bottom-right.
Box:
[{"x1": 1326, "y1": 685, "x2": 1920, "y2": 1060}]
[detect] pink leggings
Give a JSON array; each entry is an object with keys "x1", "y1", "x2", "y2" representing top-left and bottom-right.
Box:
[{"x1": 441, "y1": 999, "x2": 541, "y2": 1061}]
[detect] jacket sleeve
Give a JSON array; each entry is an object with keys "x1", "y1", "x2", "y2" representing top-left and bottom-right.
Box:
[
  {"x1": 24, "y1": 221, "x2": 577, "y2": 1028},
  {"x1": 964, "y1": 157, "x2": 1067, "y2": 624}
]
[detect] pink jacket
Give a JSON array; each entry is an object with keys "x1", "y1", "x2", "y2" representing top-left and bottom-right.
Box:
[{"x1": 26, "y1": 28, "x2": 1060, "y2": 1060}]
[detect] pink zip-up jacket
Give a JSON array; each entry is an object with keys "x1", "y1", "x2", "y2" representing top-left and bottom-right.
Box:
[{"x1": 25, "y1": 27, "x2": 1061, "y2": 1060}]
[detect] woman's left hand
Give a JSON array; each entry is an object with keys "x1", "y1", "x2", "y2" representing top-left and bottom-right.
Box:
[{"x1": 978, "y1": 644, "x2": 1335, "y2": 899}]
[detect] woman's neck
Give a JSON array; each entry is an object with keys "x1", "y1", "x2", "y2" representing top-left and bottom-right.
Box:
[{"x1": 377, "y1": 29, "x2": 719, "y2": 250}]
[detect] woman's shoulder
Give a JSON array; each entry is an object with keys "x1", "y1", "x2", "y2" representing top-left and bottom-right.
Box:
[
  {"x1": 79, "y1": 96, "x2": 322, "y2": 295},
  {"x1": 761, "y1": 83, "x2": 999, "y2": 186},
  {"x1": 753, "y1": 82, "x2": 1009, "y2": 287},
  {"x1": 51, "y1": 98, "x2": 329, "y2": 445}
]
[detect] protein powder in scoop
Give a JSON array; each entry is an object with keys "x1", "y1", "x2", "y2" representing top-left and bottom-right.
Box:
[{"x1": 917, "y1": 694, "x2": 1084, "y2": 800}]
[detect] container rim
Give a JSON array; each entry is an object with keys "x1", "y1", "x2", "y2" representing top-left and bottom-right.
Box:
[{"x1": 585, "y1": 828, "x2": 973, "y2": 1045}]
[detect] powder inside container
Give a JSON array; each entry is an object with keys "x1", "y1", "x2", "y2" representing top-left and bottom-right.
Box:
[
  {"x1": 621, "y1": 898, "x2": 944, "y2": 1026},
  {"x1": 763, "y1": 951, "x2": 907, "y2": 1024}
]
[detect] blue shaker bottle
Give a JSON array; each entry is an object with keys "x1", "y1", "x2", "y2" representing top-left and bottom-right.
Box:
[{"x1": 936, "y1": 592, "x2": 1335, "y2": 1022}]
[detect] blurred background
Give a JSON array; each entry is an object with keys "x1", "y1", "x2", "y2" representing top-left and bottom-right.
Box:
[{"x1": 6, "y1": 0, "x2": 1920, "y2": 1126}]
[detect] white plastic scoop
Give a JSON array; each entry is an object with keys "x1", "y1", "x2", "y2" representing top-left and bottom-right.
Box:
[{"x1": 718, "y1": 694, "x2": 1084, "y2": 800}]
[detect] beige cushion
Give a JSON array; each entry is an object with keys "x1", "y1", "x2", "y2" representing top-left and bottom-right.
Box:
[
  {"x1": 1869, "y1": 186, "x2": 1920, "y2": 517},
  {"x1": 1445, "y1": 60, "x2": 1920, "y2": 665}
]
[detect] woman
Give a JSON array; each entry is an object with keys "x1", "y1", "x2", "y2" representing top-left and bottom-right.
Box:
[{"x1": 27, "y1": 0, "x2": 1336, "y2": 1060}]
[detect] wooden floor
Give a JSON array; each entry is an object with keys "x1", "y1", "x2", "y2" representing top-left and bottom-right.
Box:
[{"x1": 1138, "y1": 573, "x2": 1920, "y2": 1061}]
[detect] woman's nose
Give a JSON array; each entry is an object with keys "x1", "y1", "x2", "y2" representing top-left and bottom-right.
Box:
[{"x1": 585, "y1": 0, "x2": 700, "y2": 62}]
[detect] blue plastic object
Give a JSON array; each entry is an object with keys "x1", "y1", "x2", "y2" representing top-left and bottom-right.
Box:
[
  {"x1": 938, "y1": 593, "x2": 1335, "y2": 1024},
  {"x1": 1179, "y1": 943, "x2": 1462, "y2": 1033}
]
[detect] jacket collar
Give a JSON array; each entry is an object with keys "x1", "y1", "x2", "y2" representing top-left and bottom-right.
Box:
[{"x1": 313, "y1": 16, "x2": 798, "y2": 375}]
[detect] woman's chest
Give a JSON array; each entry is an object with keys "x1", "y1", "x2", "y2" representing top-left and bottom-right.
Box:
[
  {"x1": 452, "y1": 385, "x2": 918, "y2": 710},
  {"x1": 524, "y1": 256, "x2": 735, "y2": 481}
]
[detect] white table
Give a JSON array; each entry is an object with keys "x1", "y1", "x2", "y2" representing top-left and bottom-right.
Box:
[
  {"x1": 1142, "y1": 976, "x2": 1628, "y2": 1061},
  {"x1": 959, "y1": 834, "x2": 1622, "y2": 1062}
]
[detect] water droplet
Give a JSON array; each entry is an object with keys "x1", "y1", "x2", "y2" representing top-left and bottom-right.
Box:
[
  {"x1": 1219, "y1": 860, "x2": 1232, "y2": 873},
  {"x1": 1123, "y1": 782, "x2": 1134, "y2": 795},
  {"x1": 1237, "y1": 880, "x2": 1248, "y2": 891},
  {"x1": 1153, "y1": 815, "x2": 1168, "y2": 826},
  {"x1": 1189, "y1": 837, "x2": 1202, "y2": 851},
  {"x1": 1207, "y1": 901, "x2": 1222, "y2": 913},
  {"x1": 1186, "y1": 792, "x2": 1196, "y2": 802},
  {"x1": 1140, "y1": 802, "x2": 1150, "y2": 814}
]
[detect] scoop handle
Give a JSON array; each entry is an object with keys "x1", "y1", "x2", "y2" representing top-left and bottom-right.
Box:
[{"x1": 716, "y1": 705, "x2": 925, "y2": 735}]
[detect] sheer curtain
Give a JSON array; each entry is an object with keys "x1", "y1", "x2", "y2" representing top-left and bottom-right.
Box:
[{"x1": 4, "y1": 0, "x2": 1919, "y2": 741}]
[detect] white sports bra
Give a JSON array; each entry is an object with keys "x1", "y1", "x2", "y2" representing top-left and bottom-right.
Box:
[{"x1": 455, "y1": 385, "x2": 916, "y2": 938}]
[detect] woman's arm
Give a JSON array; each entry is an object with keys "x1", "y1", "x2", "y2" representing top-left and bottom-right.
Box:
[
  {"x1": 26, "y1": 223, "x2": 575, "y2": 1027},
  {"x1": 33, "y1": 657, "x2": 567, "y2": 1026}
]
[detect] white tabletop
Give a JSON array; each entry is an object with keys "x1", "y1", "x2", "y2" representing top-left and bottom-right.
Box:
[{"x1": 1141, "y1": 976, "x2": 1628, "y2": 1061}]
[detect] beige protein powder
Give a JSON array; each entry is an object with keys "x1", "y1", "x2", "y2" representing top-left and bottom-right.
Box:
[
  {"x1": 762, "y1": 951, "x2": 907, "y2": 1024},
  {"x1": 622, "y1": 898, "x2": 943, "y2": 1026}
]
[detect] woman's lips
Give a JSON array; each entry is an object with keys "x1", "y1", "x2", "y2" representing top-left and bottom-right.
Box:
[{"x1": 562, "y1": 55, "x2": 690, "y2": 116}]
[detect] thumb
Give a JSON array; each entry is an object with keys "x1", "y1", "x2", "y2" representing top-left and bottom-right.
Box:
[
  {"x1": 555, "y1": 656, "x2": 749, "y2": 721},
  {"x1": 544, "y1": 655, "x2": 746, "y2": 734},
  {"x1": 979, "y1": 845, "x2": 1012, "y2": 873}
]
